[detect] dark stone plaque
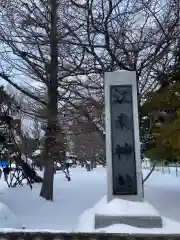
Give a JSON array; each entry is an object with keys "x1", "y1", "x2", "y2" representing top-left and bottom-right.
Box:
[{"x1": 110, "y1": 85, "x2": 137, "y2": 195}]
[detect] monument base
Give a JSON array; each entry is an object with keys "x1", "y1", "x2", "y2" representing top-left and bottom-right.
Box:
[{"x1": 94, "y1": 198, "x2": 163, "y2": 229}]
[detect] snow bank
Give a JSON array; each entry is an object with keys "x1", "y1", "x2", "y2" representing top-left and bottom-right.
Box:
[
  {"x1": 95, "y1": 197, "x2": 159, "y2": 217},
  {"x1": 77, "y1": 196, "x2": 180, "y2": 233},
  {"x1": 0, "y1": 202, "x2": 23, "y2": 229}
]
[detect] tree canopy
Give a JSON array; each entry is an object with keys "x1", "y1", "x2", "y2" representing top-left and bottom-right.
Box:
[{"x1": 142, "y1": 54, "x2": 180, "y2": 162}]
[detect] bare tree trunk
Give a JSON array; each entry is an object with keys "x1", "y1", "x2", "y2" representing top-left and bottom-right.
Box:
[
  {"x1": 40, "y1": 0, "x2": 58, "y2": 201},
  {"x1": 143, "y1": 162, "x2": 156, "y2": 184}
]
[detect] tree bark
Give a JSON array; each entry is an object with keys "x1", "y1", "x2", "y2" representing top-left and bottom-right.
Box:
[{"x1": 40, "y1": 0, "x2": 58, "y2": 201}]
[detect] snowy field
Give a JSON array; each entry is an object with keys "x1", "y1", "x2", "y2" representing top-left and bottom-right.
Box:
[{"x1": 0, "y1": 166, "x2": 180, "y2": 232}]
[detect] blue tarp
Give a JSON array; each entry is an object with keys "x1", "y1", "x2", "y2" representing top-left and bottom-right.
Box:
[{"x1": 0, "y1": 161, "x2": 8, "y2": 167}]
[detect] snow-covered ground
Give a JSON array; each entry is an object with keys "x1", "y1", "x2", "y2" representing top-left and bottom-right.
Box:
[
  {"x1": 0, "y1": 166, "x2": 180, "y2": 232},
  {"x1": 77, "y1": 197, "x2": 180, "y2": 234}
]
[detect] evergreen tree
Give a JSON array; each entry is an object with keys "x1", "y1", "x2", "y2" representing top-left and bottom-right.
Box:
[{"x1": 142, "y1": 53, "x2": 180, "y2": 163}]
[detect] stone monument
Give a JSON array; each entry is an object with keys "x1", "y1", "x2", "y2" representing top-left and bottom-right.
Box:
[{"x1": 94, "y1": 70, "x2": 162, "y2": 229}]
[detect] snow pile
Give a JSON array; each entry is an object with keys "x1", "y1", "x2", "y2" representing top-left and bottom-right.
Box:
[
  {"x1": 0, "y1": 202, "x2": 23, "y2": 229},
  {"x1": 95, "y1": 197, "x2": 159, "y2": 216},
  {"x1": 32, "y1": 149, "x2": 41, "y2": 157},
  {"x1": 77, "y1": 196, "x2": 106, "y2": 232},
  {"x1": 77, "y1": 196, "x2": 180, "y2": 233},
  {"x1": 56, "y1": 162, "x2": 61, "y2": 168},
  {"x1": 66, "y1": 159, "x2": 73, "y2": 164}
]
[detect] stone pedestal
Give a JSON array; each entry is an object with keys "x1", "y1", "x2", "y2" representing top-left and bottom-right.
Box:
[{"x1": 94, "y1": 198, "x2": 163, "y2": 229}]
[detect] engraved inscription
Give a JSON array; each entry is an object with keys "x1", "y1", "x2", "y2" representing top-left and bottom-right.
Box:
[
  {"x1": 116, "y1": 174, "x2": 133, "y2": 188},
  {"x1": 112, "y1": 87, "x2": 132, "y2": 104},
  {"x1": 115, "y1": 113, "x2": 132, "y2": 130},
  {"x1": 110, "y1": 85, "x2": 137, "y2": 195},
  {"x1": 114, "y1": 143, "x2": 133, "y2": 160},
  {"x1": 116, "y1": 174, "x2": 124, "y2": 186}
]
